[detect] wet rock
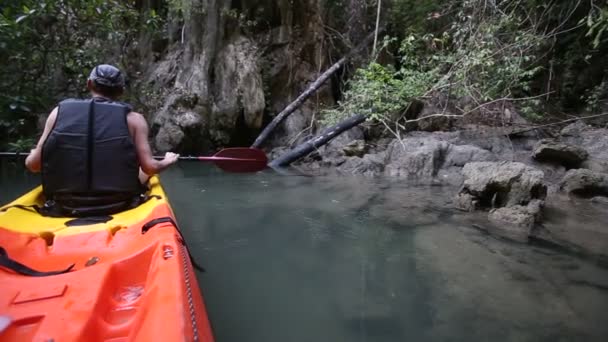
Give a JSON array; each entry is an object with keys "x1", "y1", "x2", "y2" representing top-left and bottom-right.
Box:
[
  {"x1": 146, "y1": 1, "x2": 332, "y2": 152},
  {"x1": 384, "y1": 137, "x2": 449, "y2": 179},
  {"x1": 319, "y1": 154, "x2": 346, "y2": 168},
  {"x1": 313, "y1": 126, "x2": 365, "y2": 166},
  {"x1": 268, "y1": 146, "x2": 290, "y2": 161},
  {"x1": 154, "y1": 121, "x2": 185, "y2": 152},
  {"x1": 560, "y1": 169, "x2": 608, "y2": 197},
  {"x1": 339, "y1": 153, "x2": 386, "y2": 176},
  {"x1": 342, "y1": 140, "x2": 368, "y2": 157},
  {"x1": 456, "y1": 162, "x2": 547, "y2": 211},
  {"x1": 443, "y1": 144, "x2": 497, "y2": 167},
  {"x1": 561, "y1": 125, "x2": 608, "y2": 173},
  {"x1": 539, "y1": 195, "x2": 608, "y2": 260},
  {"x1": 453, "y1": 193, "x2": 478, "y2": 212},
  {"x1": 372, "y1": 133, "x2": 500, "y2": 183},
  {"x1": 153, "y1": 92, "x2": 205, "y2": 152},
  {"x1": 560, "y1": 121, "x2": 589, "y2": 137},
  {"x1": 212, "y1": 36, "x2": 265, "y2": 141},
  {"x1": 591, "y1": 196, "x2": 608, "y2": 204},
  {"x1": 533, "y1": 139, "x2": 588, "y2": 168},
  {"x1": 488, "y1": 200, "x2": 543, "y2": 241}
]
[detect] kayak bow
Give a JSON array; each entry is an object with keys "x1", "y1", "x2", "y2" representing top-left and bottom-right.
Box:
[{"x1": 0, "y1": 177, "x2": 214, "y2": 341}]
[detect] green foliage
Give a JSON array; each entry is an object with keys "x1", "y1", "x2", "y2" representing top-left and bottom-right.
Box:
[
  {"x1": 445, "y1": 2, "x2": 544, "y2": 101},
  {"x1": 583, "y1": 81, "x2": 607, "y2": 113},
  {"x1": 7, "y1": 138, "x2": 37, "y2": 152},
  {"x1": 581, "y1": 5, "x2": 608, "y2": 49},
  {"x1": 0, "y1": 0, "x2": 157, "y2": 149},
  {"x1": 322, "y1": 36, "x2": 441, "y2": 127},
  {"x1": 325, "y1": 0, "x2": 607, "y2": 132},
  {"x1": 167, "y1": 0, "x2": 193, "y2": 18}
]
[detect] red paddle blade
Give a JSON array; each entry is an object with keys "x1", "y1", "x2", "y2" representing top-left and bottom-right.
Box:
[{"x1": 204, "y1": 148, "x2": 268, "y2": 173}]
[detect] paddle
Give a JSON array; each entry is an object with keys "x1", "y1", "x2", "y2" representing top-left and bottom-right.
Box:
[{"x1": 0, "y1": 147, "x2": 268, "y2": 173}]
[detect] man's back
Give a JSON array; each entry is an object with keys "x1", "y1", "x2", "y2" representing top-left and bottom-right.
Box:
[
  {"x1": 24, "y1": 64, "x2": 179, "y2": 216},
  {"x1": 42, "y1": 98, "x2": 141, "y2": 200}
]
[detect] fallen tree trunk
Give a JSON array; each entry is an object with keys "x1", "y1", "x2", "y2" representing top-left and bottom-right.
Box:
[
  {"x1": 251, "y1": 30, "x2": 381, "y2": 149},
  {"x1": 269, "y1": 114, "x2": 366, "y2": 168}
]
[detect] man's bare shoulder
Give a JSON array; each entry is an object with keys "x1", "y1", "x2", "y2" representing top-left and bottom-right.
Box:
[{"x1": 126, "y1": 111, "x2": 147, "y2": 127}]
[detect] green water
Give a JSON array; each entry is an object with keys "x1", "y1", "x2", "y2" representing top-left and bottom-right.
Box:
[{"x1": 2, "y1": 161, "x2": 608, "y2": 341}]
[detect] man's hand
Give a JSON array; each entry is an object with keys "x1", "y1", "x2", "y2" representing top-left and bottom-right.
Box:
[
  {"x1": 162, "y1": 152, "x2": 180, "y2": 166},
  {"x1": 128, "y1": 112, "x2": 181, "y2": 175}
]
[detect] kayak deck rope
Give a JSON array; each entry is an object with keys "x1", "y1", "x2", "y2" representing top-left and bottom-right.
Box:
[
  {"x1": 0, "y1": 246, "x2": 74, "y2": 277},
  {"x1": 181, "y1": 243, "x2": 199, "y2": 341},
  {"x1": 142, "y1": 217, "x2": 201, "y2": 340},
  {"x1": 141, "y1": 217, "x2": 205, "y2": 272},
  {"x1": 0, "y1": 204, "x2": 41, "y2": 214}
]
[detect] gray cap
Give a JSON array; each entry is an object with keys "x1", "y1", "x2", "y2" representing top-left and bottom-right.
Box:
[{"x1": 88, "y1": 64, "x2": 125, "y2": 88}]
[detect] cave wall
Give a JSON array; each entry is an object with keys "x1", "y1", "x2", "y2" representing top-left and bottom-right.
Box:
[{"x1": 144, "y1": 0, "x2": 335, "y2": 153}]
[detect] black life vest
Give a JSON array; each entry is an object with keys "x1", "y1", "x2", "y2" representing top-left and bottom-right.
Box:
[{"x1": 41, "y1": 97, "x2": 144, "y2": 216}]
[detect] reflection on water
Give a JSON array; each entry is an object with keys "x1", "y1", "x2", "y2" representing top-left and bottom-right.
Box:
[{"x1": 2, "y1": 160, "x2": 608, "y2": 341}]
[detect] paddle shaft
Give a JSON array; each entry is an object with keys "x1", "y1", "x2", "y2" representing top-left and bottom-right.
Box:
[
  {"x1": 181, "y1": 156, "x2": 263, "y2": 162},
  {"x1": 0, "y1": 152, "x2": 257, "y2": 161},
  {"x1": 0, "y1": 147, "x2": 268, "y2": 173}
]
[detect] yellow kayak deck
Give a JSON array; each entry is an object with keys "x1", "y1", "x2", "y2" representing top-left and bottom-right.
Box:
[{"x1": 0, "y1": 176, "x2": 166, "y2": 237}]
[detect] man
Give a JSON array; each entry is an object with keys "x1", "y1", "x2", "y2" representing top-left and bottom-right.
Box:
[{"x1": 25, "y1": 64, "x2": 179, "y2": 216}]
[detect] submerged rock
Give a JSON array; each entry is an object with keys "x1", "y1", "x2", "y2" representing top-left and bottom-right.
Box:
[
  {"x1": 455, "y1": 162, "x2": 547, "y2": 239},
  {"x1": 488, "y1": 200, "x2": 543, "y2": 241},
  {"x1": 532, "y1": 139, "x2": 588, "y2": 168},
  {"x1": 560, "y1": 169, "x2": 608, "y2": 198},
  {"x1": 456, "y1": 162, "x2": 547, "y2": 211}
]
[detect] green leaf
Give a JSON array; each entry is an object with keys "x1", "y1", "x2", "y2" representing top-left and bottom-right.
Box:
[{"x1": 15, "y1": 15, "x2": 28, "y2": 23}]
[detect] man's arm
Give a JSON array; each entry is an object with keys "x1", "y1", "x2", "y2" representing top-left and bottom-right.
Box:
[
  {"x1": 128, "y1": 112, "x2": 179, "y2": 175},
  {"x1": 25, "y1": 107, "x2": 58, "y2": 173}
]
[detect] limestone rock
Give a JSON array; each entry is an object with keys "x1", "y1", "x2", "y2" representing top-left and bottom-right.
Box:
[
  {"x1": 155, "y1": 122, "x2": 185, "y2": 153},
  {"x1": 443, "y1": 144, "x2": 497, "y2": 167},
  {"x1": 561, "y1": 125, "x2": 608, "y2": 173},
  {"x1": 591, "y1": 196, "x2": 608, "y2": 204},
  {"x1": 152, "y1": 92, "x2": 205, "y2": 152},
  {"x1": 560, "y1": 169, "x2": 608, "y2": 197},
  {"x1": 342, "y1": 140, "x2": 368, "y2": 157},
  {"x1": 456, "y1": 162, "x2": 547, "y2": 210},
  {"x1": 384, "y1": 137, "x2": 449, "y2": 178},
  {"x1": 533, "y1": 139, "x2": 588, "y2": 168},
  {"x1": 339, "y1": 153, "x2": 386, "y2": 176},
  {"x1": 560, "y1": 121, "x2": 589, "y2": 137},
  {"x1": 453, "y1": 193, "x2": 478, "y2": 212},
  {"x1": 488, "y1": 200, "x2": 543, "y2": 241}
]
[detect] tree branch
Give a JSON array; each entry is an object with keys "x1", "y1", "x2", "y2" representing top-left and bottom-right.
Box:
[
  {"x1": 251, "y1": 29, "x2": 382, "y2": 149},
  {"x1": 509, "y1": 112, "x2": 608, "y2": 135},
  {"x1": 269, "y1": 114, "x2": 366, "y2": 168}
]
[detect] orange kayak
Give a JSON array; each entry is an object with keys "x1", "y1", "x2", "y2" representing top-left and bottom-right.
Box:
[{"x1": 0, "y1": 176, "x2": 214, "y2": 341}]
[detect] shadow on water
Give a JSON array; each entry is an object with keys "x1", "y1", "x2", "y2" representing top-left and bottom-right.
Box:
[{"x1": 2, "y1": 160, "x2": 608, "y2": 341}]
